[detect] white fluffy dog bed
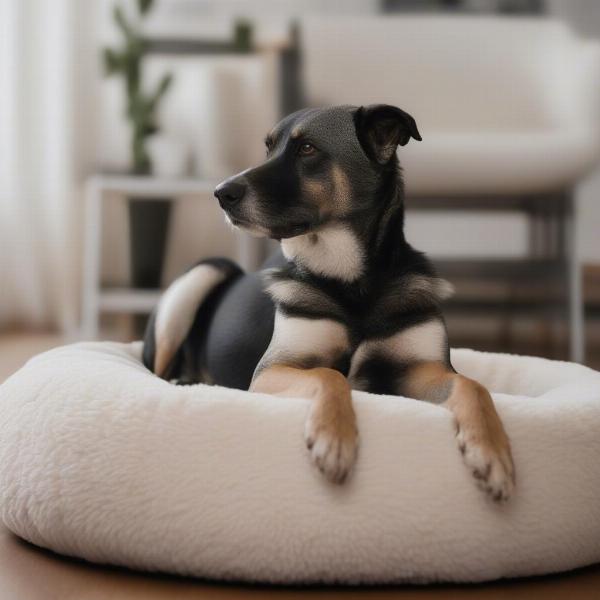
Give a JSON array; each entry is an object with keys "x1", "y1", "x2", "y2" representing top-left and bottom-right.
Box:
[{"x1": 0, "y1": 341, "x2": 599, "y2": 584}]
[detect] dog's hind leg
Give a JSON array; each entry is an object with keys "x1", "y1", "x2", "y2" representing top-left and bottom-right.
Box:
[{"x1": 142, "y1": 258, "x2": 243, "y2": 382}]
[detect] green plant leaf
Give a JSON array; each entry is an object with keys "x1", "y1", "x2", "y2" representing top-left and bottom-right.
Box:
[
  {"x1": 151, "y1": 73, "x2": 173, "y2": 106},
  {"x1": 113, "y1": 5, "x2": 135, "y2": 42},
  {"x1": 102, "y1": 48, "x2": 125, "y2": 75},
  {"x1": 105, "y1": 1, "x2": 171, "y2": 174},
  {"x1": 143, "y1": 123, "x2": 159, "y2": 137},
  {"x1": 137, "y1": 0, "x2": 154, "y2": 15}
]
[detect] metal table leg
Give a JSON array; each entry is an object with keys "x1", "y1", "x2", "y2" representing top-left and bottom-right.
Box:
[
  {"x1": 563, "y1": 193, "x2": 586, "y2": 363},
  {"x1": 81, "y1": 180, "x2": 102, "y2": 340}
]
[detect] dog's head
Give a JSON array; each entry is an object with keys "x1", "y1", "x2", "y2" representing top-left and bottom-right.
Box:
[{"x1": 214, "y1": 104, "x2": 421, "y2": 239}]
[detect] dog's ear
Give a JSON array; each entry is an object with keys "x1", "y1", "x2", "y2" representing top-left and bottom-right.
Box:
[{"x1": 353, "y1": 104, "x2": 422, "y2": 164}]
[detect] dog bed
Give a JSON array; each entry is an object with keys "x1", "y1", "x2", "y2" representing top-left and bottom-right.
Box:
[{"x1": 0, "y1": 341, "x2": 599, "y2": 584}]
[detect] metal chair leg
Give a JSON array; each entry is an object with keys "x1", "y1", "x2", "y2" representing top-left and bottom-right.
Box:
[{"x1": 564, "y1": 193, "x2": 586, "y2": 363}]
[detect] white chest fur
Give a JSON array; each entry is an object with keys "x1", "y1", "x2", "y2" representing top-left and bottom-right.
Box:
[{"x1": 281, "y1": 224, "x2": 364, "y2": 282}]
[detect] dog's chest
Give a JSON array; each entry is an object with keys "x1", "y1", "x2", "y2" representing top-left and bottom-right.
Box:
[
  {"x1": 268, "y1": 271, "x2": 404, "y2": 334},
  {"x1": 265, "y1": 262, "x2": 452, "y2": 343},
  {"x1": 280, "y1": 224, "x2": 364, "y2": 283}
]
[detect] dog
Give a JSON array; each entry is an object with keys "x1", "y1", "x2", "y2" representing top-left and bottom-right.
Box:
[{"x1": 142, "y1": 104, "x2": 515, "y2": 501}]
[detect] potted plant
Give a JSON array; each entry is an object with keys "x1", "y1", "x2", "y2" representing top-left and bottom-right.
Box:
[{"x1": 103, "y1": 0, "x2": 173, "y2": 289}]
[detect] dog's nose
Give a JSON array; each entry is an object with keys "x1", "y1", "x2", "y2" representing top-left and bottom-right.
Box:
[{"x1": 214, "y1": 180, "x2": 247, "y2": 207}]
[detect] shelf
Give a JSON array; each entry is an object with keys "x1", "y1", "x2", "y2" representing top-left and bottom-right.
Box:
[
  {"x1": 99, "y1": 289, "x2": 161, "y2": 314},
  {"x1": 88, "y1": 175, "x2": 220, "y2": 198}
]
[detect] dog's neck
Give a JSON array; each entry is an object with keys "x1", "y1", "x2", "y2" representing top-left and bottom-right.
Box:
[
  {"x1": 281, "y1": 167, "x2": 406, "y2": 283},
  {"x1": 280, "y1": 223, "x2": 365, "y2": 282}
]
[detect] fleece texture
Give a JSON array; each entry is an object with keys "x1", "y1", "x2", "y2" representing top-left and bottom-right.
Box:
[{"x1": 0, "y1": 342, "x2": 599, "y2": 584}]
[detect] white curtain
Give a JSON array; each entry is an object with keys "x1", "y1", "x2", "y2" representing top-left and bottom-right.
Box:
[{"x1": 0, "y1": 0, "x2": 92, "y2": 333}]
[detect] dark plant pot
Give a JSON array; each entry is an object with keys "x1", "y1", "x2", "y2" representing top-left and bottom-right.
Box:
[{"x1": 128, "y1": 198, "x2": 172, "y2": 289}]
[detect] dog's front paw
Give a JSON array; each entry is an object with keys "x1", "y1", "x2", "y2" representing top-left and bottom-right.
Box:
[
  {"x1": 457, "y1": 426, "x2": 515, "y2": 502},
  {"x1": 304, "y1": 404, "x2": 358, "y2": 484}
]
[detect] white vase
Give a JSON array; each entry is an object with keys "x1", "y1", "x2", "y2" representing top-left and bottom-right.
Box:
[
  {"x1": 147, "y1": 134, "x2": 189, "y2": 178},
  {"x1": 144, "y1": 54, "x2": 279, "y2": 181}
]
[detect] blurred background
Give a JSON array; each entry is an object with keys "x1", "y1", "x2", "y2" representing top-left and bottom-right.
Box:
[{"x1": 1, "y1": 0, "x2": 600, "y2": 382}]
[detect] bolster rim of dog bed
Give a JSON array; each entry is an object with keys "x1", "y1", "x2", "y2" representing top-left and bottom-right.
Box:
[{"x1": 0, "y1": 341, "x2": 599, "y2": 584}]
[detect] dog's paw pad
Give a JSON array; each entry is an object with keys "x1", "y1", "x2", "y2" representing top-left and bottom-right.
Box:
[
  {"x1": 304, "y1": 419, "x2": 358, "y2": 484},
  {"x1": 457, "y1": 428, "x2": 515, "y2": 503}
]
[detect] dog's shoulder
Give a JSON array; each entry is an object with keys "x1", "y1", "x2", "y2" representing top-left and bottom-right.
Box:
[
  {"x1": 375, "y1": 270, "x2": 454, "y2": 314},
  {"x1": 377, "y1": 242, "x2": 454, "y2": 310},
  {"x1": 261, "y1": 265, "x2": 347, "y2": 323}
]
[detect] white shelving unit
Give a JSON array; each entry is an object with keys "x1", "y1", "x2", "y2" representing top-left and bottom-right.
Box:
[
  {"x1": 81, "y1": 174, "x2": 265, "y2": 339},
  {"x1": 98, "y1": 288, "x2": 162, "y2": 314}
]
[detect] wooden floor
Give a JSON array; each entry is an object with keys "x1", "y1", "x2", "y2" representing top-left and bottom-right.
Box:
[
  {"x1": 1, "y1": 523, "x2": 600, "y2": 600},
  {"x1": 0, "y1": 332, "x2": 64, "y2": 383},
  {"x1": 0, "y1": 331, "x2": 599, "y2": 599}
]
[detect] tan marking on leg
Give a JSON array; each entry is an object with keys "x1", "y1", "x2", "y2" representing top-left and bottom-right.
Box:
[
  {"x1": 446, "y1": 376, "x2": 515, "y2": 502},
  {"x1": 402, "y1": 361, "x2": 452, "y2": 402},
  {"x1": 252, "y1": 365, "x2": 358, "y2": 484},
  {"x1": 403, "y1": 361, "x2": 515, "y2": 502}
]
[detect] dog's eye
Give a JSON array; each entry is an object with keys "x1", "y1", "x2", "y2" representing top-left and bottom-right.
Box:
[{"x1": 298, "y1": 143, "x2": 316, "y2": 156}]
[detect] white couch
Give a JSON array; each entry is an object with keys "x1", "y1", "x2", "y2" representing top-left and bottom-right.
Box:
[{"x1": 300, "y1": 16, "x2": 600, "y2": 196}]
